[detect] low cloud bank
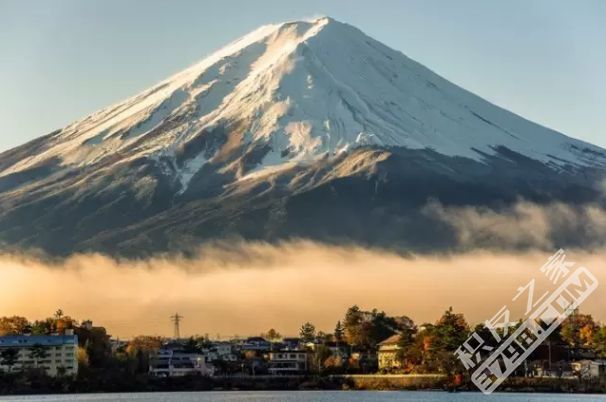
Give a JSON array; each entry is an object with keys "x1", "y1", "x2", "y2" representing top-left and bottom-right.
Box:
[
  {"x1": 1, "y1": 199, "x2": 606, "y2": 337},
  {"x1": 1, "y1": 243, "x2": 605, "y2": 338},
  {"x1": 425, "y1": 199, "x2": 606, "y2": 250}
]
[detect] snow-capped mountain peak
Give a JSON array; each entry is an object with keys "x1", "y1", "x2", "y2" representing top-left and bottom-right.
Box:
[{"x1": 2, "y1": 16, "x2": 605, "y2": 192}]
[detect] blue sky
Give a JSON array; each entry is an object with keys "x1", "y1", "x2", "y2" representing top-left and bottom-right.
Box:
[{"x1": 1, "y1": 0, "x2": 605, "y2": 152}]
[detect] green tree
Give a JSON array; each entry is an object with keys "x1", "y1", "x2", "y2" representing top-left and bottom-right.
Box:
[
  {"x1": 334, "y1": 321, "x2": 344, "y2": 343},
  {"x1": 263, "y1": 328, "x2": 281, "y2": 341},
  {"x1": 344, "y1": 305, "x2": 365, "y2": 345},
  {"x1": 28, "y1": 344, "x2": 49, "y2": 368},
  {"x1": 396, "y1": 319, "x2": 419, "y2": 370},
  {"x1": 0, "y1": 348, "x2": 20, "y2": 372},
  {"x1": 77, "y1": 326, "x2": 112, "y2": 368},
  {"x1": 316, "y1": 331, "x2": 334, "y2": 343},
  {"x1": 31, "y1": 318, "x2": 54, "y2": 335},
  {"x1": 342, "y1": 306, "x2": 401, "y2": 350},
  {"x1": 182, "y1": 337, "x2": 201, "y2": 353},
  {"x1": 366, "y1": 309, "x2": 400, "y2": 349},
  {"x1": 593, "y1": 326, "x2": 606, "y2": 357},
  {"x1": 426, "y1": 307, "x2": 469, "y2": 378},
  {"x1": 299, "y1": 322, "x2": 316, "y2": 343},
  {"x1": 432, "y1": 307, "x2": 469, "y2": 351}
]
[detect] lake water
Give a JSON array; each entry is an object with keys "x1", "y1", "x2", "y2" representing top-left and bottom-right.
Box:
[{"x1": 0, "y1": 392, "x2": 605, "y2": 402}]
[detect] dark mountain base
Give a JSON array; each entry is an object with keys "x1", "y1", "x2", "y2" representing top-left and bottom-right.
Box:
[{"x1": 0, "y1": 146, "x2": 603, "y2": 258}]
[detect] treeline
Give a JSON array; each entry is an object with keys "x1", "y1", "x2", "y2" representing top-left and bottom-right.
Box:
[{"x1": 294, "y1": 305, "x2": 606, "y2": 376}]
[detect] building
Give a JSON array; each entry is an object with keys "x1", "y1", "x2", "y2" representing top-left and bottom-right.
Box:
[
  {"x1": 596, "y1": 359, "x2": 606, "y2": 375},
  {"x1": 572, "y1": 360, "x2": 600, "y2": 380},
  {"x1": 377, "y1": 334, "x2": 401, "y2": 370},
  {"x1": 242, "y1": 337, "x2": 271, "y2": 352},
  {"x1": 267, "y1": 350, "x2": 308, "y2": 374},
  {"x1": 149, "y1": 349, "x2": 213, "y2": 377},
  {"x1": 205, "y1": 341, "x2": 238, "y2": 362},
  {"x1": 0, "y1": 329, "x2": 78, "y2": 376},
  {"x1": 282, "y1": 338, "x2": 302, "y2": 350}
]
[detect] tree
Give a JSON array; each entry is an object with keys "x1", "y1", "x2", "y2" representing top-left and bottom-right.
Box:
[
  {"x1": 593, "y1": 326, "x2": 606, "y2": 357},
  {"x1": 300, "y1": 322, "x2": 316, "y2": 343},
  {"x1": 0, "y1": 316, "x2": 30, "y2": 336},
  {"x1": 313, "y1": 344, "x2": 332, "y2": 373},
  {"x1": 77, "y1": 326, "x2": 112, "y2": 368},
  {"x1": 324, "y1": 355, "x2": 345, "y2": 373},
  {"x1": 319, "y1": 332, "x2": 334, "y2": 343},
  {"x1": 344, "y1": 305, "x2": 365, "y2": 345},
  {"x1": 334, "y1": 321, "x2": 344, "y2": 343},
  {"x1": 0, "y1": 349, "x2": 20, "y2": 372},
  {"x1": 55, "y1": 316, "x2": 77, "y2": 335},
  {"x1": 561, "y1": 310, "x2": 596, "y2": 350},
  {"x1": 54, "y1": 309, "x2": 64, "y2": 319},
  {"x1": 425, "y1": 307, "x2": 469, "y2": 378},
  {"x1": 126, "y1": 336, "x2": 163, "y2": 355},
  {"x1": 396, "y1": 319, "x2": 420, "y2": 371},
  {"x1": 432, "y1": 307, "x2": 469, "y2": 351},
  {"x1": 31, "y1": 318, "x2": 54, "y2": 335},
  {"x1": 315, "y1": 331, "x2": 334, "y2": 343},
  {"x1": 28, "y1": 344, "x2": 49, "y2": 368},
  {"x1": 341, "y1": 306, "x2": 401, "y2": 349},
  {"x1": 182, "y1": 337, "x2": 201, "y2": 353},
  {"x1": 366, "y1": 309, "x2": 400, "y2": 349},
  {"x1": 263, "y1": 328, "x2": 281, "y2": 341},
  {"x1": 77, "y1": 347, "x2": 89, "y2": 367}
]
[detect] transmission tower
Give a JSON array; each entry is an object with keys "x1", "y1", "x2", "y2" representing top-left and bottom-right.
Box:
[{"x1": 170, "y1": 313, "x2": 183, "y2": 339}]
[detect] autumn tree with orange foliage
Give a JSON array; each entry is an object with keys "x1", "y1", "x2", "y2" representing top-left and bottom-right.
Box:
[
  {"x1": 126, "y1": 336, "x2": 163, "y2": 355},
  {"x1": 561, "y1": 309, "x2": 597, "y2": 348},
  {"x1": 0, "y1": 316, "x2": 30, "y2": 335}
]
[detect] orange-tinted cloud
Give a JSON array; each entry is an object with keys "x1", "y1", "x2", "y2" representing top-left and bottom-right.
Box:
[{"x1": 0, "y1": 242, "x2": 604, "y2": 338}]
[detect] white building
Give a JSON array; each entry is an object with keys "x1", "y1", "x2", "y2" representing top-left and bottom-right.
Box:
[
  {"x1": 204, "y1": 341, "x2": 238, "y2": 362},
  {"x1": 267, "y1": 350, "x2": 308, "y2": 374},
  {"x1": 0, "y1": 330, "x2": 78, "y2": 376},
  {"x1": 149, "y1": 349, "x2": 213, "y2": 377},
  {"x1": 572, "y1": 360, "x2": 601, "y2": 380}
]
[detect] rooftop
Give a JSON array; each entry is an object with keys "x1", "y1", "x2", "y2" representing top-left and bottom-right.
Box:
[
  {"x1": 378, "y1": 334, "x2": 401, "y2": 346},
  {"x1": 0, "y1": 334, "x2": 77, "y2": 347}
]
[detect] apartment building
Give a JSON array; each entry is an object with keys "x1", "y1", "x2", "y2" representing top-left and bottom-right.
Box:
[{"x1": 0, "y1": 329, "x2": 78, "y2": 376}]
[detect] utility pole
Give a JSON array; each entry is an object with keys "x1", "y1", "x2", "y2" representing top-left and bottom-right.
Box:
[
  {"x1": 170, "y1": 313, "x2": 183, "y2": 339},
  {"x1": 548, "y1": 340, "x2": 552, "y2": 374}
]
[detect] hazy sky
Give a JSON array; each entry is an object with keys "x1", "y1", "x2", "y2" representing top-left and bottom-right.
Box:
[{"x1": 1, "y1": 0, "x2": 605, "y2": 153}]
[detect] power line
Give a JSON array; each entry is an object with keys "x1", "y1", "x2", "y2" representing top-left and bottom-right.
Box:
[{"x1": 170, "y1": 313, "x2": 183, "y2": 339}]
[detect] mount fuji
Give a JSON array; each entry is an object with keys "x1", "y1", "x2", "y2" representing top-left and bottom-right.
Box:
[{"x1": 1, "y1": 17, "x2": 605, "y2": 257}]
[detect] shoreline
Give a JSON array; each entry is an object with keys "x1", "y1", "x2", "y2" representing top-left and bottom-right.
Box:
[{"x1": 0, "y1": 372, "x2": 604, "y2": 396}]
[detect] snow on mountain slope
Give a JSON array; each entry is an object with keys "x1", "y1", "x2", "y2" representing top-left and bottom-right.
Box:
[{"x1": 3, "y1": 16, "x2": 606, "y2": 194}]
